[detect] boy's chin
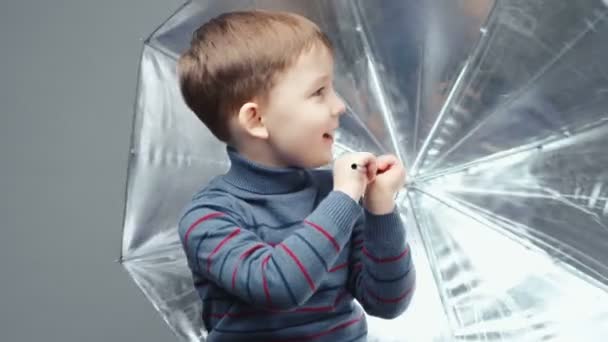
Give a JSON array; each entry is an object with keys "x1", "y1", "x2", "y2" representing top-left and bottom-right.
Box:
[
  {"x1": 307, "y1": 154, "x2": 333, "y2": 169},
  {"x1": 292, "y1": 149, "x2": 333, "y2": 169}
]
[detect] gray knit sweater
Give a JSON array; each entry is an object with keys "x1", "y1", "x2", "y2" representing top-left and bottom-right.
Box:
[{"x1": 178, "y1": 145, "x2": 415, "y2": 341}]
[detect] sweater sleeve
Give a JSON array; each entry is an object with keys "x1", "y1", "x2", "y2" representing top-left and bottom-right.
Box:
[
  {"x1": 178, "y1": 190, "x2": 362, "y2": 311},
  {"x1": 347, "y1": 207, "x2": 416, "y2": 319}
]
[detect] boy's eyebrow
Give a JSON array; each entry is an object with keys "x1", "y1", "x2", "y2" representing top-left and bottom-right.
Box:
[
  {"x1": 314, "y1": 74, "x2": 330, "y2": 82},
  {"x1": 309, "y1": 74, "x2": 330, "y2": 89}
]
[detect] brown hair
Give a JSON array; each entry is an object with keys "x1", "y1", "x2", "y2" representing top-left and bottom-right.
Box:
[{"x1": 178, "y1": 10, "x2": 333, "y2": 143}]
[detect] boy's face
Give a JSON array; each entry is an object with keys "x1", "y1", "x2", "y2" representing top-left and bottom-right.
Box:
[{"x1": 260, "y1": 44, "x2": 346, "y2": 168}]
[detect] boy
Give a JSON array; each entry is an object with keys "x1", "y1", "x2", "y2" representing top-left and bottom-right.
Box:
[{"x1": 177, "y1": 10, "x2": 415, "y2": 341}]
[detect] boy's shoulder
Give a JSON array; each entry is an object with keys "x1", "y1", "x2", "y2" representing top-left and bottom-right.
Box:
[
  {"x1": 180, "y1": 176, "x2": 239, "y2": 215},
  {"x1": 189, "y1": 176, "x2": 246, "y2": 210}
]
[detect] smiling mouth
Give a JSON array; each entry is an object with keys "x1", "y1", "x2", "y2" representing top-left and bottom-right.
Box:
[{"x1": 323, "y1": 133, "x2": 333, "y2": 141}]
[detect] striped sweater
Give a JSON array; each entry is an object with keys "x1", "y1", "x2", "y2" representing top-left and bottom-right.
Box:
[{"x1": 178, "y1": 145, "x2": 415, "y2": 341}]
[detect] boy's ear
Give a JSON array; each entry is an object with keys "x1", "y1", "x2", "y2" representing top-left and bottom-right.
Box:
[{"x1": 237, "y1": 101, "x2": 268, "y2": 140}]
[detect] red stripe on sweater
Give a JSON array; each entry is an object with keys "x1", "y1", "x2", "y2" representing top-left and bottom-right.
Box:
[
  {"x1": 279, "y1": 244, "x2": 316, "y2": 291},
  {"x1": 209, "y1": 289, "x2": 351, "y2": 319},
  {"x1": 292, "y1": 306, "x2": 334, "y2": 313},
  {"x1": 366, "y1": 285, "x2": 414, "y2": 303},
  {"x1": 262, "y1": 255, "x2": 273, "y2": 307},
  {"x1": 328, "y1": 262, "x2": 348, "y2": 273},
  {"x1": 210, "y1": 303, "x2": 347, "y2": 317},
  {"x1": 304, "y1": 220, "x2": 340, "y2": 252},
  {"x1": 231, "y1": 267, "x2": 238, "y2": 291},
  {"x1": 209, "y1": 304, "x2": 339, "y2": 319},
  {"x1": 241, "y1": 243, "x2": 266, "y2": 259},
  {"x1": 207, "y1": 228, "x2": 240, "y2": 273},
  {"x1": 184, "y1": 212, "x2": 224, "y2": 250},
  {"x1": 353, "y1": 239, "x2": 364, "y2": 247},
  {"x1": 232, "y1": 243, "x2": 265, "y2": 290},
  {"x1": 362, "y1": 245, "x2": 409, "y2": 263},
  {"x1": 272, "y1": 313, "x2": 365, "y2": 342}
]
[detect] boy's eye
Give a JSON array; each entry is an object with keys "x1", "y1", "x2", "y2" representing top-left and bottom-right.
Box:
[{"x1": 313, "y1": 87, "x2": 325, "y2": 97}]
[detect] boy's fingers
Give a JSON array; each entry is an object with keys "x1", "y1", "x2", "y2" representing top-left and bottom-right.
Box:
[
  {"x1": 361, "y1": 152, "x2": 376, "y2": 166},
  {"x1": 367, "y1": 162, "x2": 378, "y2": 182},
  {"x1": 378, "y1": 154, "x2": 397, "y2": 164},
  {"x1": 365, "y1": 154, "x2": 377, "y2": 182},
  {"x1": 377, "y1": 154, "x2": 398, "y2": 173}
]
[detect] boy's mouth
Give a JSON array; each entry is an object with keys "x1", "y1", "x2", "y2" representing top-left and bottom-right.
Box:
[{"x1": 323, "y1": 132, "x2": 333, "y2": 141}]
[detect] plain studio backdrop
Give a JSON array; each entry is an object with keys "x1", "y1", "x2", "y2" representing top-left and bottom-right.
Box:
[{"x1": 1, "y1": 1, "x2": 183, "y2": 341}]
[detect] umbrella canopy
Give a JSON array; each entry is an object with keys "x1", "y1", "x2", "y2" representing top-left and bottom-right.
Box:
[{"x1": 120, "y1": 0, "x2": 608, "y2": 340}]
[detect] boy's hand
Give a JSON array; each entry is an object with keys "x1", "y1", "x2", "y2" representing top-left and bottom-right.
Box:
[
  {"x1": 363, "y1": 154, "x2": 406, "y2": 215},
  {"x1": 333, "y1": 152, "x2": 377, "y2": 202}
]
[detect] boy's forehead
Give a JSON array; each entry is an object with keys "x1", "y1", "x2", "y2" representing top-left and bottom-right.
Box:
[{"x1": 285, "y1": 45, "x2": 334, "y2": 82}]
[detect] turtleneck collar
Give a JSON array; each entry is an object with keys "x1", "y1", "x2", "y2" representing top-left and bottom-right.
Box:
[{"x1": 222, "y1": 145, "x2": 312, "y2": 194}]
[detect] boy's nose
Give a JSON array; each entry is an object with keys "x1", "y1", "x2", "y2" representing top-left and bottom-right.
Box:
[{"x1": 332, "y1": 96, "x2": 346, "y2": 117}]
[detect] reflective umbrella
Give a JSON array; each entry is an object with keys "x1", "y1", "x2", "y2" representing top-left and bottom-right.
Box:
[{"x1": 119, "y1": 0, "x2": 608, "y2": 340}]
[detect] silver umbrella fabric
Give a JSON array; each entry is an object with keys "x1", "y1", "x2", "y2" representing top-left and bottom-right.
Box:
[{"x1": 119, "y1": 0, "x2": 608, "y2": 340}]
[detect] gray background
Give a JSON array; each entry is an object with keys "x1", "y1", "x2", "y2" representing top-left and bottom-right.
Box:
[{"x1": 1, "y1": 1, "x2": 184, "y2": 341}]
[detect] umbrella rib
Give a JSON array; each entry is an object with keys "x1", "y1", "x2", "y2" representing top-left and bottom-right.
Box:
[
  {"x1": 405, "y1": 191, "x2": 459, "y2": 334},
  {"x1": 411, "y1": 187, "x2": 608, "y2": 287},
  {"x1": 413, "y1": 140, "x2": 544, "y2": 184},
  {"x1": 411, "y1": 2, "x2": 501, "y2": 176},
  {"x1": 411, "y1": 60, "x2": 471, "y2": 176},
  {"x1": 410, "y1": 186, "x2": 486, "y2": 225},
  {"x1": 423, "y1": 9, "x2": 608, "y2": 172},
  {"x1": 436, "y1": 185, "x2": 608, "y2": 231},
  {"x1": 349, "y1": 2, "x2": 404, "y2": 160},
  {"x1": 541, "y1": 186, "x2": 608, "y2": 232},
  {"x1": 341, "y1": 103, "x2": 387, "y2": 153},
  {"x1": 412, "y1": 44, "x2": 424, "y2": 164},
  {"x1": 415, "y1": 117, "x2": 608, "y2": 184}
]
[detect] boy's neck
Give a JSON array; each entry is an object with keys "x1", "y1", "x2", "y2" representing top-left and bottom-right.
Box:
[
  {"x1": 224, "y1": 144, "x2": 310, "y2": 195},
  {"x1": 229, "y1": 141, "x2": 290, "y2": 169}
]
